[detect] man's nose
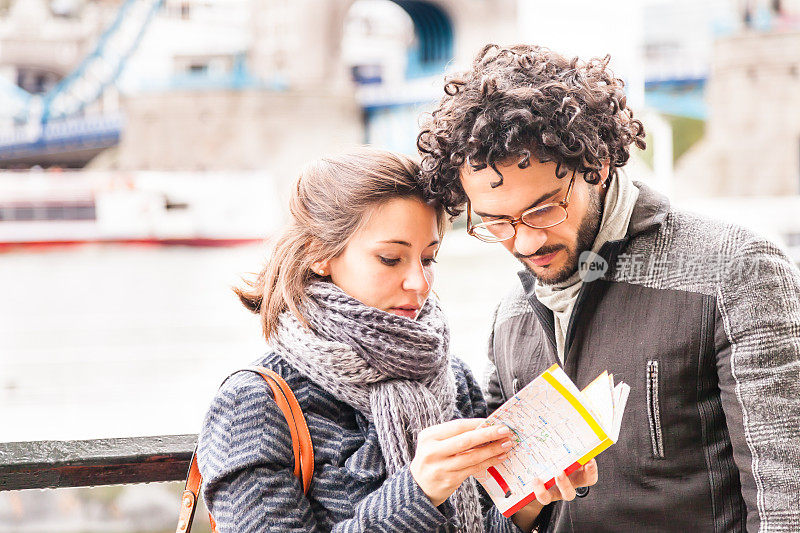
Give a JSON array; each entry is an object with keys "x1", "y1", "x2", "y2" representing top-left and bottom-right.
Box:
[
  {"x1": 513, "y1": 225, "x2": 548, "y2": 257},
  {"x1": 402, "y1": 261, "x2": 430, "y2": 293}
]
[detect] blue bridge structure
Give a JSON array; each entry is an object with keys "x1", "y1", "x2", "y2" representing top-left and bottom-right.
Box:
[{"x1": 0, "y1": 0, "x2": 708, "y2": 169}]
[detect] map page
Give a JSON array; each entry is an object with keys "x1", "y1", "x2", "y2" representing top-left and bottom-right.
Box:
[{"x1": 474, "y1": 364, "x2": 629, "y2": 516}]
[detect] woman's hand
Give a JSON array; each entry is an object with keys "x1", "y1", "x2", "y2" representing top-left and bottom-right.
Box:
[{"x1": 409, "y1": 418, "x2": 513, "y2": 506}]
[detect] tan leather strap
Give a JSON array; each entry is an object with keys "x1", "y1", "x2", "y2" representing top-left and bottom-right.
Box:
[
  {"x1": 176, "y1": 368, "x2": 313, "y2": 533},
  {"x1": 247, "y1": 366, "x2": 315, "y2": 493},
  {"x1": 176, "y1": 453, "x2": 202, "y2": 533}
]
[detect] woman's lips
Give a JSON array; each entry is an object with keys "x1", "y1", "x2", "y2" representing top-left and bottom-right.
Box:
[
  {"x1": 389, "y1": 307, "x2": 419, "y2": 318},
  {"x1": 529, "y1": 250, "x2": 560, "y2": 267}
]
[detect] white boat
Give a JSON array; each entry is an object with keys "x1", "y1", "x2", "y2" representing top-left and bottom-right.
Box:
[{"x1": 0, "y1": 170, "x2": 281, "y2": 249}]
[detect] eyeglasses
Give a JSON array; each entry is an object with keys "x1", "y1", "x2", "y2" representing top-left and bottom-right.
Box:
[{"x1": 466, "y1": 175, "x2": 576, "y2": 243}]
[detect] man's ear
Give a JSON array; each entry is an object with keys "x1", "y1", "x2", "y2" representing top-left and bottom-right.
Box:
[{"x1": 600, "y1": 161, "x2": 611, "y2": 189}]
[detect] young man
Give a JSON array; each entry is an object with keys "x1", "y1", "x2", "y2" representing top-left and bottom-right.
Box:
[{"x1": 418, "y1": 44, "x2": 800, "y2": 532}]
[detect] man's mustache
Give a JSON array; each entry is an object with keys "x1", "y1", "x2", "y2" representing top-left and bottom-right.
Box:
[{"x1": 514, "y1": 245, "x2": 565, "y2": 260}]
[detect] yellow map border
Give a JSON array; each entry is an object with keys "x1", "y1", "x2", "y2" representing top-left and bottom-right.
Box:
[{"x1": 541, "y1": 364, "x2": 612, "y2": 465}]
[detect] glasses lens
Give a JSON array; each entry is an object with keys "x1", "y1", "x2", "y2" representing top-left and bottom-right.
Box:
[
  {"x1": 472, "y1": 221, "x2": 515, "y2": 242},
  {"x1": 521, "y1": 205, "x2": 567, "y2": 228}
]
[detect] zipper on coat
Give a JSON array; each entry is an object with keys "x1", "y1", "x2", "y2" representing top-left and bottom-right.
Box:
[{"x1": 647, "y1": 360, "x2": 665, "y2": 459}]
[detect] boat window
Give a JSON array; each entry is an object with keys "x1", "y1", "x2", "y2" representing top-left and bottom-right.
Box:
[{"x1": 0, "y1": 202, "x2": 96, "y2": 222}]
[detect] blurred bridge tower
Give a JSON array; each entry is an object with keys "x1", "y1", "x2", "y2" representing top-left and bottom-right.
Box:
[
  {"x1": 0, "y1": 0, "x2": 517, "y2": 174},
  {"x1": 248, "y1": 0, "x2": 517, "y2": 89},
  {"x1": 118, "y1": 0, "x2": 518, "y2": 176},
  {"x1": 674, "y1": 5, "x2": 800, "y2": 197}
]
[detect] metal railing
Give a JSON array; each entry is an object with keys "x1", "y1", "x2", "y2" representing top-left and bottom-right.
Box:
[{"x1": 0, "y1": 435, "x2": 195, "y2": 491}]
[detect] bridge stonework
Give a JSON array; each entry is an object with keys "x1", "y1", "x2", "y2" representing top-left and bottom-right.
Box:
[
  {"x1": 110, "y1": 0, "x2": 517, "y2": 176},
  {"x1": 676, "y1": 30, "x2": 800, "y2": 197},
  {"x1": 116, "y1": 88, "x2": 362, "y2": 179}
]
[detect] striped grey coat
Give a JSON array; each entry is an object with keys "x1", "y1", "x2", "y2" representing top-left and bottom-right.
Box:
[{"x1": 197, "y1": 352, "x2": 523, "y2": 532}]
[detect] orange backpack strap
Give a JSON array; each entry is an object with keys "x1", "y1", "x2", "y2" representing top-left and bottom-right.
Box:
[{"x1": 176, "y1": 367, "x2": 314, "y2": 533}]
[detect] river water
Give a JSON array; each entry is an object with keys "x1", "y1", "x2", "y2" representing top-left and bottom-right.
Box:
[{"x1": 1, "y1": 232, "x2": 519, "y2": 443}]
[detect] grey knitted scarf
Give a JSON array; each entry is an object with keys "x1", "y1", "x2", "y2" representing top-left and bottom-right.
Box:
[
  {"x1": 535, "y1": 172, "x2": 640, "y2": 361},
  {"x1": 271, "y1": 281, "x2": 484, "y2": 532}
]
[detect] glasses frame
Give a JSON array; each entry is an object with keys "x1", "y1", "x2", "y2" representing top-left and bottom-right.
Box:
[{"x1": 466, "y1": 175, "x2": 576, "y2": 243}]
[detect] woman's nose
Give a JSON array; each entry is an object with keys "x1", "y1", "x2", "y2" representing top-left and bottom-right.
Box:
[
  {"x1": 403, "y1": 261, "x2": 431, "y2": 293},
  {"x1": 513, "y1": 225, "x2": 548, "y2": 257}
]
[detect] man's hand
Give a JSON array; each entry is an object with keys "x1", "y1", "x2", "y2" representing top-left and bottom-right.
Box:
[
  {"x1": 532, "y1": 458, "x2": 598, "y2": 504},
  {"x1": 512, "y1": 459, "x2": 599, "y2": 532}
]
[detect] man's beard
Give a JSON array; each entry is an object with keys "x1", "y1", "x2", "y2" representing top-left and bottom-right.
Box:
[{"x1": 520, "y1": 187, "x2": 603, "y2": 285}]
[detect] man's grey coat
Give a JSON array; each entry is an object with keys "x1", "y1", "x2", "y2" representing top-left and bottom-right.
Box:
[{"x1": 487, "y1": 182, "x2": 800, "y2": 532}]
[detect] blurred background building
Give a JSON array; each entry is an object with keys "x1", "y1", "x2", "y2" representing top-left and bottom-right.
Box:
[
  {"x1": 0, "y1": 0, "x2": 798, "y2": 249},
  {"x1": 1, "y1": 0, "x2": 799, "y2": 531}
]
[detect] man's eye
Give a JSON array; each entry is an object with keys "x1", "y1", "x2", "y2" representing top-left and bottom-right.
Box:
[{"x1": 379, "y1": 257, "x2": 400, "y2": 266}]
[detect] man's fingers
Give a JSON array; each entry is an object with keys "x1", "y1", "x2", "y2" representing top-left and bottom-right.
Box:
[
  {"x1": 568, "y1": 459, "x2": 599, "y2": 487},
  {"x1": 525, "y1": 463, "x2": 600, "y2": 508},
  {"x1": 527, "y1": 478, "x2": 551, "y2": 505},
  {"x1": 553, "y1": 472, "x2": 576, "y2": 501},
  {"x1": 583, "y1": 459, "x2": 599, "y2": 485}
]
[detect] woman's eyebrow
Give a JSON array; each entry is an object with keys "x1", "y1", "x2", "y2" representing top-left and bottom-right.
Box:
[
  {"x1": 473, "y1": 187, "x2": 561, "y2": 218},
  {"x1": 378, "y1": 240, "x2": 441, "y2": 247}
]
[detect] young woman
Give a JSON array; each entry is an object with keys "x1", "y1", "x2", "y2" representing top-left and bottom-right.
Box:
[{"x1": 196, "y1": 148, "x2": 595, "y2": 532}]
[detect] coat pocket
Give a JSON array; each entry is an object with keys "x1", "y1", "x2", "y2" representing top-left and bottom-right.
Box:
[{"x1": 646, "y1": 360, "x2": 665, "y2": 459}]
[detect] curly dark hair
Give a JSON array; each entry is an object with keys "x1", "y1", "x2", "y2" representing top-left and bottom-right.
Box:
[{"x1": 417, "y1": 43, "x2": 646, "y2": 216}]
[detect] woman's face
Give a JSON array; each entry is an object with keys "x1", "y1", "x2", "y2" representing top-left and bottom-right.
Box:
[{"x1": 321, "y1": 197, "x2": 440, "y2": 320}]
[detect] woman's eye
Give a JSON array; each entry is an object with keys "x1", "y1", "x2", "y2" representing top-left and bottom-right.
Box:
[
  {"x1": 422, "y1": 257, "x2": 437, "y2": 266},
  {"x1": 379, "y1": 256, "x2": 400, "y2": 266}
]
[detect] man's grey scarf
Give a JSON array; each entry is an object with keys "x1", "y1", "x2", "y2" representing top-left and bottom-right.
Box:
[
  {"x1": 271, "y1": 281, "x2": 484, "y2": 532},
  {"x1": 535, "y1": 173, "x2": 640, "y2": 361}
]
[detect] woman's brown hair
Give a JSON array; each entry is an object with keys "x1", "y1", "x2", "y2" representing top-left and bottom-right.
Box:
[{"x1": 235, "y1": 147, "x2": 446, "y2": 340}]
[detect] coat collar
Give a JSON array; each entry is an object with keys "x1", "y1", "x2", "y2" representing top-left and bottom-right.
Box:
[{"x1": 628, "y1": 180, "x2": 670, "y2": 238}]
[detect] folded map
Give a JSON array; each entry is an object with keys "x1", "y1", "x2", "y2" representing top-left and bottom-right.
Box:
[{"x1": 475, "y1": 364, "x2": 630, "y2": 517}]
